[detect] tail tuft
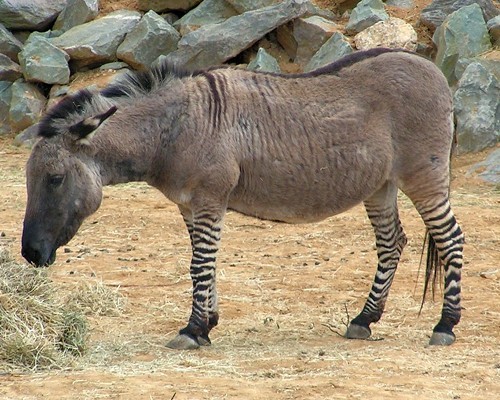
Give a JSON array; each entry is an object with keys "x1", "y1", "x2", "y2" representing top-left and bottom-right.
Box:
[{"x1": 420, "y1": 230, "x2": 443, "y2": 311}]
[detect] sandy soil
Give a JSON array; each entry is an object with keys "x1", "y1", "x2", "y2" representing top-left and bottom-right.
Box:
[{"x1": 0, "y1": 135, "x2": 499, "y2": 400}]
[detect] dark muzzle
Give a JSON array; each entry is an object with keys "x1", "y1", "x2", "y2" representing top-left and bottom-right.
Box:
[
  {"x1": 21, "y1": 244, "x2": 56, "y2": 267},
  {"x1": 21, "y1": 224, "x2": 57, "y2": 267}
]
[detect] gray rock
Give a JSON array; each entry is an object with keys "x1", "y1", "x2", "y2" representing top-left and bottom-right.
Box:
[
  {"x1": 385, "y1": 0, "x2": 414, "y2": 9},
  {"x1": 0, "y1": 54, "x2": 22, "y2": 81},
  {"x1": 0, "y1": 0, "x2": 67, "y2": 30},
  {"x1": 421, "y1": 0, "x2": 499, "y2": 30},
  {"x1": 53, "y1": 0, "x2": 99, "y2": 32},
  {"x1": 117, "y1": 11, "x2": 180, "y2": 71},
  {"x1": 455, "y1": 57, "x2": 500, "y2": 82},
  {"x1": 304, "y1": 32, "x2": 353, "y2": 72},
  {"x1": 345, "y1": 0, "x2": 389, "y2": 34},
  {"x1": 226, "y1": 0, "x2": 279, "y2": 13},
  {"x1": 277, "y1": 16, "x2": 338, "y2": 64},
  {"x1": 247, "y1": 47, "x2": 281, "y2": 73},
  {"x1": 433, "y1": 4, "x2": 492, "y2": 85},
  {"x1": 19, "y1": 35, "x2": 70, "y2": 84},
  {"x1": 174, "y1": 0, "x2": 239, "y2": 36},
  {"x1": 293, "y1": 16, "x2": 339, "y2": 65},
  {"x1": 302, "y1": 2, "x2": 338, "y2": 20},
  {"x1": 8, "y1": 80, "x2": 46, "y2": 133},
  {"x1": 467, "y1": 148, "x2": 500, "y2": 184},
  {"x1": 51, "y1": 10, "x2": 142, "y2": 68},
  {"x1": 0, "y1": 23, "x2": 23, "y2": 62},
  {"x1": 487, "y1": 16, "x2": 500, "y2": 45},
  {"x1": 0, "y1": 81, "x2": 12, "y2": 135},
  {"x1": 138, "y1": 0, "x2": 203, "y2": 12},
  {"x1": 354, "y1": 17, "x2": 417, "y2": 51},
  {"x1": 454, "y1": 61, "x2": 499, "y2": 153},
  {"x1": 166, "y1": 0, "x2": 311, "y2": 69}
]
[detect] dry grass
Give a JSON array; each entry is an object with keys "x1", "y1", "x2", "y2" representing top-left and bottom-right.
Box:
[
  {"x1": 0, "y1": 247, "x2": 124, "y2": 371},
  {"x1": 65, "y1": 280, "x2": 125, "y2": 317}
]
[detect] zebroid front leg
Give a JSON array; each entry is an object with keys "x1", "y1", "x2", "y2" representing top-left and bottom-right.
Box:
[{"x1": 167, "y1": 212, "x2": 223, "y2": 350}]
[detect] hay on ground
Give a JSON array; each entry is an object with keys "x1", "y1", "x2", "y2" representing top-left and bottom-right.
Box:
[
  {"x1": 65, "y1": 280, "x2": 125, "y2": 316},
  {"x1": 0, "y1": 247, "x2": 124, "y2": 371},
  {"x1": 0, "y1": 247, "x2": 88, "y2": 370}
]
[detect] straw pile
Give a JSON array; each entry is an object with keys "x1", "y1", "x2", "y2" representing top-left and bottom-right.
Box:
[{"x1": 0, "y1": 247, "x2": 123, "y2": 371}]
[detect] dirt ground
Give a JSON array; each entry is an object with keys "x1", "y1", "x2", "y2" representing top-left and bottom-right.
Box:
[
  {"x1": 0, "y1": 136, "x2": 499, "y2": 400},
  {"x1": 1, "y1": 0, "x2": 499, "y2": 398}
]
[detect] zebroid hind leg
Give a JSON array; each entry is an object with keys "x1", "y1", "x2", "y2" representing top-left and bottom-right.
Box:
[
  {"x1": 346, "y1": 182, "x2": 407, "y2": 340},
  {"x1": 167, "y1": 210, "x2": 223, "y2": 350},
  {"x1": 415, "y1": 197, "x2": 464, "y2": 345}
]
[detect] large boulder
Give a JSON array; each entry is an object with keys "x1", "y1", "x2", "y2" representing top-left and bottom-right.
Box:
[
  {"x1": 8, "y1": 80, "x2": 47, "y2": 134},
  {"x1": 0, "y1": 81, "x2": 12, "y2": 135},
  {"x1": 19, "y1": 35, "x2": 70, "y2": 84},
  {"x1": 421, "y1": 0, "x2": 499, "y2": 30},
  {"x1": 304, "y1": 32, "x2": 353, "y2": 72},
  {"x1": 173, "y1": 0, "x2": 239, "y2": 35},
  {"x1": 345, "y1": 0, "x2": 389, "y2": 34},
  {"x1": 117, "y1": 11, "x2": 180, "y2": 71},
  {"x1": 433, "y1": 4, "x2": 492, "y2": 85},
  {"x1": 454, "y1": 61, "x2": 499, "y2": 153},
  {"x1": 53, "y1": 0, "x2": 99, "y2": 32},
  {"x1": 51, "y1": 10, "x2": 142, "y2": 68},
  {"x1": 279, "y1": 16, "x2": 339, "y2": 65},
  {"x1": 354, "y1": 17, "x2": 417, "y2": 51},
  {"x1": 247, "y1": 47, "x2": 281, "y2": 73},
  {"x1": 0, "y1": 54, "x2": 22, "y2": 81},
  {"x1": 0, "y1": 23, "x2": 24, "y2": 62},
  {"x1": 0, "y1": 0, "x2": 67, "y2": 30},
  {"x1": 165, "y1": 0, "x2": 311, "y2": 69},
  {"x1": 277, "y1": 16, "x2": 339, "y2": 64}
]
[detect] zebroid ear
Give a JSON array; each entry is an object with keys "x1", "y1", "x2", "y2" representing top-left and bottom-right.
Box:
[{"x1": 69, "y1": 106, "x2": 118, "y2": 145}]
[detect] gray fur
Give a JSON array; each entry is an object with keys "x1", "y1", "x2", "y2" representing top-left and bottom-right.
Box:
[{"x1": 22, "y1": 49, "x2": 464, "y2": 348}]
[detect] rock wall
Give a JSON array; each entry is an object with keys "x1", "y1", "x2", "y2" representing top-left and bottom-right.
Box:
[{"x1": 0, "y1": 0, "x2": 498, "y2": 155}]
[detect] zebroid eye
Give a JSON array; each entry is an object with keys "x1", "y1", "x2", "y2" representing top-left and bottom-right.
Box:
[{"x1": 48, "y1": 174, "x2": 65, "y2": 186}]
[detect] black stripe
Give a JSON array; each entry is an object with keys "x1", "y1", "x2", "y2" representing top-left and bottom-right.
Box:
[
  {"x1": 194, "y1": 213, "x2": 219, "y2": 223},
  {"x1": 191, "y1": 257, "x2": 216, "y2": 265},
  {"x1": 420, "y1": 198, "x2": 449, "y2": 216},
  {"x1": 426, "y1": 207, "x2": 452, "y2": 224},
  {"x1": 193, "y1": 274, "x2": 213, "y2": 283},
  {"x1": 193, "y1": 236, "x2": 217, "y2": 247},
  {"x1": 202, "y1": 72, "x2": 222, "y2": 128},
  {"x1": 194, "y1": 292, "x2": 208, "y2": 303},
  {"x1": 194, "y1": 221, "x2": 221, "y2": 232},
  {"x1": 193, "y1": 247, "x2": 217, "y2": 255},
  {"x1": 433, "y1": 226, "x2": 463, "y2": 244},
  {"x1": 193, "y1": 227, "x2": 219, "y2": 242},
  {"x1": 215, "y1": 74, "x2": 227, "y2": 121},
  {"x1": 444, "y1": 286, "x2": 460, "y2": 297}
]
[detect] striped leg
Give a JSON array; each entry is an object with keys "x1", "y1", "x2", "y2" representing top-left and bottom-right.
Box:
[
  {"x1": 415, "y1": 197, "x2": 464, "y2": 345},
  {"x1": 346, "y1": 182, "x2": 407, "y2": 340},
  {"x1": 167, "y1": 210, "x2": 222, "y2": 350}
]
